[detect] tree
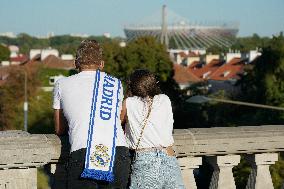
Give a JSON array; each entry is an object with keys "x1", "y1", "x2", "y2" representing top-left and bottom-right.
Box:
[
  {"x1": 236, "y1": 34, "x2": 284, "y2": 188},
  {"x1": 102, "y1": 37, "x2": 188, "y2": 128},
  {"x1": 102, "y1": 41, "x2": 125, "y2": 79},
  {"x1": 231, "y1": 33, "x2": 270, "y2": 53},
  {"x1": 206, "y1": 45, "x2": 228, "y2": 54},
  {"x1": 103, "y1": 36, "x2": 173, "y2": 82},
  {"x1": 0, "y1": 44, "x2": 10, "y2": 61},
  {"x1": 0, "y1": 65, "x2": 41, "y2": 130},
  {"x1": 237, "y1": 33, "x2": 284, "y2": 124}
]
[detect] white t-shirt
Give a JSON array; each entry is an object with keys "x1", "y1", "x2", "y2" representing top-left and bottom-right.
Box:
[
  {"x1": 53, "y1": 71, "x2": 128, "y2": 152},
  {"x1": 125, "y1": 94, "x2": 174, "y2": 149}
]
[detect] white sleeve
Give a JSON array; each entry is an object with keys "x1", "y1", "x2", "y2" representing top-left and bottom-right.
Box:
[
  {"x1": 165, "y1": 95, "x2": 174, "y2": 126},
  {"x1": 163, "y1": 95, "x2": 174, "y2": 143},
  {"x1": 118, "y1": 83, "x2": 124, "y2": 112},
  {"x1": 53, "y1": 80, "x2": 62, "y2": 109}
]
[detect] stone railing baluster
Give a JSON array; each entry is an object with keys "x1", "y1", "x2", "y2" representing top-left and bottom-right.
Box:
[
  {"x1": 206, "y1": 155, "x2": 240, "y2": 189},
  {"x1": 245, "y1": 153, "x2": 278, "y2": 189},
  {"x1": 178, "y1": 156, "x2": 202, "y2": 189}
]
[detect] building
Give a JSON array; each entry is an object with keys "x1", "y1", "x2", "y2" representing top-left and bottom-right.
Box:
[
  {"x1": 124, "y1": 5, "x2": 238, "y2": 49},
  {"x1": 0, "y1": 61, "x2": 10, "y2": 67},
  {"x1": 41, "y1": 48, "x2": 59, "y2": 61},
  {"x1": 103, "y1": 33, "x2": 111, "y2": 38},
  {"x1": 61, "y1": 54, "x2": 74, "y2": 61},
  {"x1": 0, "y1": 32, "x2": 16, "y2": 38},
  {"x1": 10, "y1": 54, "x2": 28, "y2": 65},
  {"x1": 8, "y1": 45, "x2": 19, "y2": 58},
  {"x1": 42, "y1": 55, "x2": 74, "y2": 70},
  {"x1": 29, "y1": 49, "x2": 42, "y2": 60},
  {"x1": 70, "y1": 33, "x2": 89, "y2": 38},
  {"x1": 173, "y1": 50, "x2": 261, "y2": 94},
  {"x1": 173, "y1": 64, "x2": 201, "y2": 90},
  {"x1": 29, "y1": 48, "x2": 59, "y2": 61}
]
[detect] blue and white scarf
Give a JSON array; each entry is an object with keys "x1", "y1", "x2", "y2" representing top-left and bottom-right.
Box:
[{"x1": 81, "y1": 70, "x2": 121, "y2": 182}]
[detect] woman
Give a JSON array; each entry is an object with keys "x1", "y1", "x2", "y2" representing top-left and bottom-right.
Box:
[{"x1": 121, "y1": 69, "x2": 185, "y2": 189}]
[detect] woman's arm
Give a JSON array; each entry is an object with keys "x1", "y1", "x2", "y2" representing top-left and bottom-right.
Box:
[{"x1": 54, "y1": 109, "x2": 68, "y2": 136}]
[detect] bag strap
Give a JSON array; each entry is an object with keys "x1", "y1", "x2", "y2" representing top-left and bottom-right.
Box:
[{"x1": 134, "y1": 98, "x2": 153, "y2": 150}]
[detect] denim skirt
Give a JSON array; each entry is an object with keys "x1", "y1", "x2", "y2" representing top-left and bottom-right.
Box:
[{"x1": 129, "y1": 150, "x2": 185, "y2": 189}]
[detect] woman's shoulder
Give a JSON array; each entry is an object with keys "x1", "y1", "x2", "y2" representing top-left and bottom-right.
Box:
[
  {"x1": 125, "y1": 94, "x2": 171, "y2": 105},
  {"x1": 125, "y1": 96, "x2": 140, "y2": 106},
  {"x1": 126, "y1": 96, "x2": 139, "y2": 101},
  {"x1": 154, "y1": 94, "x2": 171, "y2": 102}
]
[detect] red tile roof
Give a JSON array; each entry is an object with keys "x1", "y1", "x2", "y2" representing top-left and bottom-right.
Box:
[
  {"x1": 182, "y1": 57, "x2": 246, "y2": 82},
  {"x1": 179, "y1": 52, "x2": 188, "y2": 58},
  {"x1": 178, "y1": 51, "x2": 199, "y2": 58},
  {"x1": 173, "y1": 64, "x2": 201, "y2": 84},
  {"x1": 42, "y1": 55, "x2": 75, "y2": 70},
  {"x1": 189, "y1": 59, "x2": 223, "y2": 80},
  {"x1": 209, "y1": 58, "x2": 245, "y2": 81},
  {"x1": 10, "y1": 54, "x2": 28, "y2": 63},
  {"x1": 188, "y1": 61, "x2": 200, "y2": 69}
]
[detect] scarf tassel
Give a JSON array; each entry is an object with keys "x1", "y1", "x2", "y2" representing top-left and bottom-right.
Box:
[{"x1": 81, "y1": 169, "x2": 114, "y2": 182}]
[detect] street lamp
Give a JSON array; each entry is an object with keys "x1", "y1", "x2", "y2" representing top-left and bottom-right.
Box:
[
  {"x1": 187, "y1": 95, "x2": 284, "y2": 111},
  {"x1": 23, "y1": 70, "x2": 28, "y2": 132}
]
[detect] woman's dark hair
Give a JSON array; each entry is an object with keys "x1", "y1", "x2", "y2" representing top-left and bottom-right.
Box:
[{"x1": 128, "y1": 69, "x2": 161, "y2": 98}]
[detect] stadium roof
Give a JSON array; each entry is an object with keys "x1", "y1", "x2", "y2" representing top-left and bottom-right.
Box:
[{"x1": 124, "y1": 5, "x2": 239, "y2": 49}]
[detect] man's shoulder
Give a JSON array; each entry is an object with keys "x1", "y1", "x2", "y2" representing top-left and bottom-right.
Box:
[
  {"x1": 104, "y1": 72, "x2": 120, "y2": 81},
  {"x1": 55, "y1": 73, "x2": 81, "y2": 86}
]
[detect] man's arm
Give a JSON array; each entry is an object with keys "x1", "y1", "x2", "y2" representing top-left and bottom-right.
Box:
[
  {"x1": 120, "y1": 100, "x2": 127, "y2": 127},
  {"x1": 54, "y1": 109, "x2": 68, "y2": 136}
]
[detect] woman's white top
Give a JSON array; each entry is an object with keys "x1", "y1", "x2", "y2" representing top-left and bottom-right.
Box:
[{"x1": 125, "y1": 94, "x2": 174, "y2": 149}]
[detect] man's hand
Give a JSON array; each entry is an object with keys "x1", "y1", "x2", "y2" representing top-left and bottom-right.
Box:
[
  {"x1": 54, "y1": 109, "x2": 68, "y2": 136},
  {"x1": 120, "y1": 100, "x2": 127, "y2": 130}
]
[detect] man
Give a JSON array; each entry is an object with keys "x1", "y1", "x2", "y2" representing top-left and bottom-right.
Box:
[{"x1": 53, "y1": 39, "x2": 130, "y2": 189}]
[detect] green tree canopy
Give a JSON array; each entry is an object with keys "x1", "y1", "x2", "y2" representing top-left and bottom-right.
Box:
[
  {"x1": 0, "y1": 44, "x2": 10, "y2": 61},
  {"x1": 103, "y1": 36, "x2": 172, "y2": 82},
  {"x1": 239, "y1": 34, "x2": 284, "y2": 106},
  {"x1": 235, "y1": 33, "x2": 284, "y2": 125},
  {"x1": 231, "y1": 33, "x2": 271, "y2": 53},
  {"x1": 0, "y1": 65, "x2": 41, "y2": 130},
  {"x1": 206, "y1": 45, "x2": 228, "y2": 54}
]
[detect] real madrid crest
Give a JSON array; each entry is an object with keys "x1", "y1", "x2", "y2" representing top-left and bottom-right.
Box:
[{"x1": 90, "y1": 144, "x2": 111, "y2": 168}]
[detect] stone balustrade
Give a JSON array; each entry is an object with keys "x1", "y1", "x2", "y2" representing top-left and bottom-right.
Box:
[{"x1": 0, "y1": 125, "x2": 284, "y2": 189}]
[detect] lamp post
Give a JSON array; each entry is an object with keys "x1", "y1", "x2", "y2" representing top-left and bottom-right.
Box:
[
  {"x1": 187, "y1": 95, "x2": 284, "y2": 111},
  {"x1": 23, "y1": 70, "x2": 28, "y2": 132}
]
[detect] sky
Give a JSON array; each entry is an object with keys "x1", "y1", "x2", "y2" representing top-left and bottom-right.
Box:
[{"x1": 0, "y1": 0, "x2": 283, "y2": 38}]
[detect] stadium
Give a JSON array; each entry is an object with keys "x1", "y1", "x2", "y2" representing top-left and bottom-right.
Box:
[{"x1": 124, "y1": 5, "x2": 239, "y2": 49}]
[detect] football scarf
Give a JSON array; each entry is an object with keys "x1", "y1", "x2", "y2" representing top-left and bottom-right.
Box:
[{"x1": 81, "y1": 70, "x2": 121, "y2": 182}]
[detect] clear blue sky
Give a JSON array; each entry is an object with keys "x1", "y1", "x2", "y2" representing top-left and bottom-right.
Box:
[{"x1": 0, "y1": 0, "x2": 283, "y2": 37}]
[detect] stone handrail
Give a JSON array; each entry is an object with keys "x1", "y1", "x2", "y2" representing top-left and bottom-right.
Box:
[
  {"x1": 0, "y1": 125, "x2": 284, "y2": 189},
  {"x1": 174, "y1": 125, "x2": 284, "y2": 189}
]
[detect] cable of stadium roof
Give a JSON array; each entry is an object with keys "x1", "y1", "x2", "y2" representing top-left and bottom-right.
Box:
[{"x1": 123, "y1": 5, "x2": 239, "y2": 49}]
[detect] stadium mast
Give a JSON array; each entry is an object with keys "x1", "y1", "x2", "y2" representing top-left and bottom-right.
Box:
[{"x1": 160, "y1": 5, "x2": 169, "y2": 48}]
